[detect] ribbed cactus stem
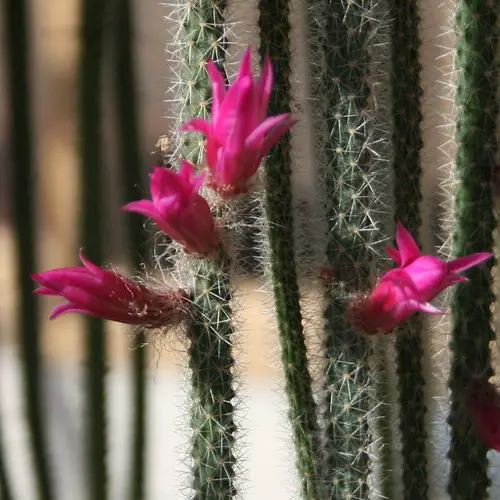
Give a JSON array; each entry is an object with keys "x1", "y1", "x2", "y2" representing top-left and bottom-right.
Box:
[
  {"x1": 258, "y1": 1, "x2": 322, "y2": 498},
  {"x1": 447, "y1": 1, "x2": 498, "y2": 497},
  {"x1": 112, "y1": 0, "x2": 148, "y2": 497},
  {"x1": 79, "y1": 1, "x2": 109, "y2": 498},
  {"x1": 188, "y1": 250, "x2": 237, "y2": 500},
  {"x1": 316, "y1": 0, "x2": 388, "y2": 496},
  {"x1": 176, "y1": 0, "x2": 227, "y2": 164},
  {"x1": 390, "y1": 2, "x2": 428, "y2": 498},
  {"x1": 4, "y1": 0, "x2": 54, "y2": 498}
]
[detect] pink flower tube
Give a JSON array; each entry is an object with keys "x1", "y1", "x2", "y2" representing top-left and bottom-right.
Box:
[
  {"x1": 122, "y1": 161, "x2": 218, "y2": 256},
  {"x1": 347, "y1": 222, "x2": 493, "y2": 335},
  {"x1": 181, "y1": 47, "x2": 295, "y2": 197},
  {"x1": 32, "y1": 250, "x2": 188, "y2": 326}
]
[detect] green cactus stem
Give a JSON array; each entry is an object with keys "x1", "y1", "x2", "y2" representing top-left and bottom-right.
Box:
[
  {"x1": 389, "y1": 1, "x2": 428, "y2": 498},
  {"x1": 79, "y1": 1, "x2": 109, "y2": 498},
  {"x1": 187, "y1": 249, "x2": 237, "y2": 500},
  {"x1": 112, "y1": 0, "x2": 148, "y2": 498},
  {"x1": 258, "y1": 1, "x2": 323, "y2": 498},
  {"x1": 3, "y1": 0, "x2": 54, "y2": 498},
  {"x1": 314, "y1": 0, "x2": 391, "y2": 497},
  {"x1": 175, "y1": 0, "x2": 228, "y2": 165},
  {"x1": 447, "y1": 1, "x2": 498, "y2": 498}
]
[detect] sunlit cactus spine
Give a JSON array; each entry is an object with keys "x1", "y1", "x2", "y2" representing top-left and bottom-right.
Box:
[
  {"x1": 447, "y1": 1, "x2": 499, "y2": 498},
  {"x1": 307, "y1": 0, "x2": 394, "y2": 497}
]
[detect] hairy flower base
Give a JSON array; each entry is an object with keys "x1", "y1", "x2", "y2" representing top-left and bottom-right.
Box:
[
  {"x1": 346, "y1": 223, "x2": 493, "y2": 335},
  {"x1": 32, "y1": 250, "x2": 189, "y2": 327}
]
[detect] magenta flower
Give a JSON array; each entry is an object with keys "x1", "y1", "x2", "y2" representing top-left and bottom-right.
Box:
[
  {"x1": 32, "y1": 250, "x2": 188, "y2": 326},
  {"x1": 181, "y1": 47, "x2": 295, "y2": 197},
  {"x1": 465, "y1": 378, "x2": 500, "y2": 451},
  {"x1": 122, "y1": 161, "x2": 218, "y2": 256},
  {"x1": 346, "y1": 222, "x2": 492, "y2": 335}
]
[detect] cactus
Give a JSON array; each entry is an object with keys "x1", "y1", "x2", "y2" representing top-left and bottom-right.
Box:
[
  {"x1": 390, "y1": 1, "x2": 428, "y2": 498},
  {"x1": 309, "y1": 0, "x2": 392, "y2": 497},
  {"x1": 187, "y1": 250, "x2": 237, "y2": 499},
  {"x1": 112, "y1": 0, "x2": 148, "y2": 497},
  {"x1": 4, "y1": 0, "x2": 55, "y2": 498},
  {"x1": 447, "y1": 1, "x2": 499, "y2": 498},
  {"x1": 258, "y1": 1, "x2": 323, "y2": 498},
  {"x1": 79, "y1": 0, "x2": 109, "y2": 497},
  {"x1": 169, "y1": 0, "x2": 228, "y2": 165}
]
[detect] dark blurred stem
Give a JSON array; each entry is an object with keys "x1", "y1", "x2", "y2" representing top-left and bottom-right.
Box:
[
  {"x1": 0, "y1": 419, "x2": 14, "y2": 500},
  {"x1": 3, "y1": 1, "x2": 54, "y2": 498},
  {"x1": 112, "y1": 0, "x2": 147, "y2": 498},
  {"x1": 79, "y1": 1, "x2": 109, "y2": 498}
]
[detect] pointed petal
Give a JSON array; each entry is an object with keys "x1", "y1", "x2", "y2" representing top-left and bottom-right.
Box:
[
  {"x1": 150, "y1": 167, "x2": 182, "y2": 202},
  {"x1": 207, "y1": 59, "x2": 226, "y2": 122},
  {"x1": 180, "y1": 118, "x2": 211, "y2": 137},
  {"x1": 122, "y1": 200, "x2": 158, "y2": 219},
  {"x1": 254, "y1": 118, "x2": 296, "y2": 160},
  {"x1": 396, "y1": 222, "x2": 421, "y2": 266},
  {"x1": 246, "y1": 113, "x2": 292, "y2": 149},
  {"x1": 385, "y1": 247, "x2": 401, "y2": 265},
  {"x1": 255, "y1": 53, "x2": 273, "y2": 120},
  {"x1": 417, "y1": 301, "x2": 447, "y2": 315},
  {"x1": 50, "y1": 303, "x2": 90, "y2": 320},
  {"x1": 447, "y1": 252, "x2": 493, "y2": 274},
  {"x1": 237, "y1": 47, "x2": 253, "y2": 83}
]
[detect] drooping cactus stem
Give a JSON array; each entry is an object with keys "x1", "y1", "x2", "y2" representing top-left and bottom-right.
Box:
[
  {"x1": 3, "y1": 0, "x2": 54, "y2": 497},
  {"x1": 112, "y1": 0, "x2": 148, "y2": 498},
  {"x1": 390, "y1": 1, "x2": 428, "y2": 498},
  {"x1": 79, "y1": 0, "x2": 109, "y2": 498},
  {"x1": 258, "y1": 1, "x2": 323, "y2": 497},
  {"x1": 447, "y1": 1, "x2": 498, "y2": 498}
]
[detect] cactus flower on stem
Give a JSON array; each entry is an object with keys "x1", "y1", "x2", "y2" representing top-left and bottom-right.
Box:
[
  {"x1": 122, "y1": 161, "x2": 219, "y2": 256},
  {"x1": 181, "y1": 47, "x2": 295, "y2": 197},
  {"x1": 347, "y1": 222, "x2": 492, "y2": 335},
  {"x1": 32, "y1": 250, "x2": 188, "y2": 326}
]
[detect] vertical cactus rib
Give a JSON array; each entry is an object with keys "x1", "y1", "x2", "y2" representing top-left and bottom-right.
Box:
[
  {"x1": 317, "y1": 0, "x2": 388, "y2": 497},
  {"x1": 177, "y1": 0, "x2": 228, "y2": 165},
  {"x1": 188, "y1": 252, "x2": 237, "y2": 500},
  {"x1": 79, "y1": 1, "x2": 109, "y2": 498},
  {"x1": 389, "y1": 2, "x2": 428, "y2": 498},
  {"x1": 447, "y1": 1, "x2": 498, "y2": 498},
  {"x1": 2, "y1": 0, "x2": 54, "y2": 498},
  {"x1": 258, "y1": 2, "x2": 323, "y2": 498},
  {"x1": 112, "y1": 0, "x2": 147, "y2": 498}
]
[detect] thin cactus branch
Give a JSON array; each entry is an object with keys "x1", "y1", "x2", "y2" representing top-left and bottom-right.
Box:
[
  {"x1": 79, "y1": 1, "x2": 109, "y2": 498},
  {"x1": 258, "y1": 1, "x2": 323, "y2": 498},
  {"x1": 187, "y1": 250, "x2": 237, "y2": 500},
  {"x1": 112, "y1": 0, "x2": 148, "y2": 498},
  {"x1": 3, "y1": 0, "x2": 54, "y2": 497},
  {"x1": 390, "y1": 2, "x2": 428, "y2": 498},
  {"x1": 447, "y1": 1, "x2": 499, "y2": 498}
]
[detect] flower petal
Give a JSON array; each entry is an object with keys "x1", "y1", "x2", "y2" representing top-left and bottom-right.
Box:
[
  {"x1": 180, "y1": 118, "x2": 212, "y2": 137},
  {"x1": 396, "y1": 222, "x2": 421, "y2": 266},
  {"x1": 207, "y1": 59, "x2": 226, "y2": 122},
  {"x1": 385, "y1": 246, "x2": 401, "y2": 265},
  {"x1": 447, "y1": 252, "x2": 493, "y2": 274}
]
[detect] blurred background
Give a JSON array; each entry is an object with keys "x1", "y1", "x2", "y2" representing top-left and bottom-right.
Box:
[{"x1": 0, "y1": 0, "x2": 484, "y2": 499}]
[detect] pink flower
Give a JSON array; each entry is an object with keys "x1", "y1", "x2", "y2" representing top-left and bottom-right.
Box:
[
  {"x1": 181, "y1": 47, "x2": 295, "y2": 197},
  {"x1": 32, "y1": 250, "x2": 188, "y2": 326},
  {"x1": 465, "y1": 378, "x2": 500, "y2": 451},
  {"x1": 122, "y1": 161, "x2": 218, "y2": 256},
  {"x1": 346, "y1": 222, "x2": 492, "y2": 335}
]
